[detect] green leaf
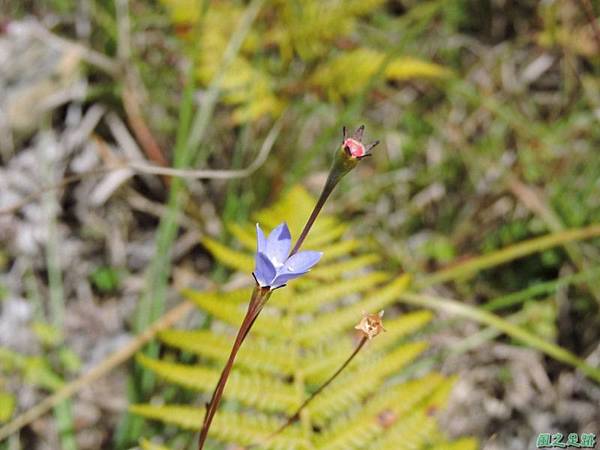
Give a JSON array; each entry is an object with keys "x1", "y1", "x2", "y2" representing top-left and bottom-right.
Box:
[
  {"x1": 89, "y1": 266, "x2": 124, "y2": 293},
  {"x1": 0, "y1": 391, "x2": 15, "y2": 422},
  {"x1": 31, "y1": 322, "x2": 63, "y2": 347}
]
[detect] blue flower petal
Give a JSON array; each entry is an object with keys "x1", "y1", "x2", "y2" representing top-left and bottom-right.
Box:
[
  {"x1": 266, "y1": 222, "x2": 291, "y2": 267},
  {"x1": 284, "y1": 251, "x2": 323, "y2": 273},
  {"x1": 270, "y1": 271, "x2": 307, "y2": 289},
  {"x1": 254, "y1": 252, "x2": 276, "y2": 287},
  {"x1": 256, "y1": 223, "x2": 267, "y2": 254}
]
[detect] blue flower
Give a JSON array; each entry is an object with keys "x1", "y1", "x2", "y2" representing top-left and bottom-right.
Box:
[{"x1": 253, "y1": 222, "x2": 323, "y2": 289}]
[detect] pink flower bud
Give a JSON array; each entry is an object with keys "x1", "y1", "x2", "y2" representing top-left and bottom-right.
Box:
[{"x1": 343, "y1": 138, "x2": 366, "y2": 158}]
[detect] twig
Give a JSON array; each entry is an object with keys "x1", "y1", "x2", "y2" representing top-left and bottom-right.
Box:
[
  {"x1": 0, "y1": 301, "x2": 195, "y2": 442},
  {"x1": 0, "y1": 119, "x2": 282, "y2": 216},
  {"x1": 127, "y1": 116, "x2": 282, "y2": 179},
  {"x1": 197, "y1": 286, "x2": 271, "y2": 449},
  {"x1": 115, "y1": 0, "x2": 170, "y2": 173},
  {"x1": 23, "y1": 21, "x2": 120, "y2": 77}
]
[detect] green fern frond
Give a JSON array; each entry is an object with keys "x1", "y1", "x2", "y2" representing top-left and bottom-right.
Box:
[
  {"x1": 295, "y1": 276, "x2": 411, "y2": 345},
  {"x1": 318, "y1": 239, "x2": 362, "y2": 262},
  {"x1": 433, "y1": 437, "x2": 480, "y2": 450},
  {"x1": 226, "y1": 223, "x2": 258, "y2": 250},
  {"x1": 139, "y1": 439, "x2": 172, "y2": 450},
  {"x1": 371, "y1": 409, "x2": 438, "y2": 450},
  {"x1": 278, "y1": 271, "x2": 390, "y2": 313},
  {"x1": 255, "y1": 186, "x2": 335, "y2": 235},
  {"x1": 137, "y1": 354, "x2": 297, "y2": 413},
  {"x1": 201, "y1": 238, "x2": 254, "y2": 273},
  {"x1": 180, "y1": 288, "x2": 252, "y2": 306},
  {"x1": 132, "y1": 404, "x2": 308, "y2": 449},
  {"x1": 371, "y1": 311, "x2": 433, "y2": 348},
  {"x1": 310, "y1": 254, "x2": 381, "y2": 280},
  {"x1": 307, "y1": 342, "x2": 428, "y2": 424},
  {"x1": 319, "y1": 374, "x2": 447, "y2": 449},
  {"x1": 130, "y1": 404, "x2": 203, "y2": 430},
  {"x1": 309, "y1": 310, "x2": 433, "y2": 372},
  {"x1": 133, "y1": 186, "x2": 477, "y2": 449},
  {"x1": 159, "y1": 329, "x2": 295, "y2": 374},
  {"x1": 184, "y1": 289, "x2": 294, "y2": 338},
  {"x1": 311, "y1": 48, "x2": 450, "y2": 100}
]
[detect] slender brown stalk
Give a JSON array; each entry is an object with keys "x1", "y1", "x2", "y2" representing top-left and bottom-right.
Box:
[
  {"x1": 289, "y1": 170, "x2": 340, "y2": 256},
  {"x1": 252, "y1": 336, "x2": 368, "y2": 447},
  {"x1": 197, "y1": 286, "x2": 271, "y2": 449},
  {"x1": 197, "y1": 126, "x2": 374, "y2": 447}
]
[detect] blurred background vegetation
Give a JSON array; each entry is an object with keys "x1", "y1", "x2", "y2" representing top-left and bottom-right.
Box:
[{"x1": 1, "y1": 0, "x2": 600, "y2": 449}]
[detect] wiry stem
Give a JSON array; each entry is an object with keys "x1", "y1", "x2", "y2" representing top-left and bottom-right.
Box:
[
  {"x1": 197, "y1": 285, "x2": 271, "y2": 449},
  {"x1": 289, "y1": 169, "x2": 341, "y2": 256},
  {"x1": 253, "y1": 336, "x2": 368, "y2": 447},
  {"x1": 198, "y1": 126, "x2": 371, "y2": 447}
]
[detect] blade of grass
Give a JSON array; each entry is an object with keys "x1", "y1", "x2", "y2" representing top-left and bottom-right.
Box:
[
  {"x1": 41, "y1": 136, "x2": 77, "y2": 450},
  {"x1": 417, "y1": 224, "x2": 600, "y2": 287},
  {"x1": 187, "y1": 0, "x2": 265, "y2": 167},
  {"x1": 483, "y1": 265, "x2": 600, "y2": 311},
  {"x1": 397, "y1": 291, "x2": 600, "y2": 384},
  {"x1": 115, "y1": 64, "x2": 197, "y2": 449},
  {"x1": 507, "y1": 176, "x2": 600, "y2": 306}
]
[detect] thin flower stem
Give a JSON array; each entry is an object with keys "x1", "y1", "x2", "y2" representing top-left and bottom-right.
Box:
[
  {"x1": 254, "y1": 336, "x2": 368, "y2": 446},
  {"x1": 289, "y1": 170, "x2": 340, "y2": 256},
  {"x1": 197, "y1": 286, "x2": 270, "y2": 449},
  {"x1": 198, "y1": 127, "x2": 369, "y2": 447}
]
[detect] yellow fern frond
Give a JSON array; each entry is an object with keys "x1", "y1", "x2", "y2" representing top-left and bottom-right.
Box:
[
  {"x1": 184, "y1": 289, "x2": 293, "y2": 338},
  {"x1": 295, "y1": 275, "x2": 411, "y2": 344},
  {"x1": 304, "y1": 223, "x2": 349, "y2": 249},
  {"x1": 133, "y1": 404, "x2": 310, "y2": 450},
  {"x1": 201, "y1": 238, "x2": 254, "y2": 273},
  {"x1": 433, "y1": 437, "x2": 480, "y2": 450},
  {"x1": 137, "y1": 354, "x2": 297, "y2": 413},
  {"x1": 130, "y1": 404, "x2": 202, "y2": 430},
  {"x1": 307, "y1": 342, "x2": 428, "y2": 424},
  {"x1": 371, "y1": 409, "x2": 438, "y2": 450},
  {"x1": 159, "y1": 329, "x2": 295, "y2": 374},
  {"x1": 370, "y1": 310, "x2": 433, "y2": 348},
  {"x1": 310, "y1": 254, "x2": 381, "y2": 280},
  {"x1": 277, "y1": 271, "x2": 390, "y2": 313},
  {"x1": 254, "y1": 186, "x2": 339, "y2": 237},
  {"x1": 134, "y1": 185, "x2": 475, "y2": 449},
  {"x1": 227, "y1": 223, "x2": 258, "y2": 250},
  {"x1": 311, "y1": 48, "x2": 450, "y2": 100},
  {"x1": 318, "y1": 239, "x2": 362, "y2": 262},
  {"x1": 139, "y1": 439, "x2": 172, "y2": 450},
  {"x1": 180, "y1": 288, "x2": 252, "y2": 306},
  {"x1": 301, "y1": 315, "x2": 431, "y2": 383},
  {"x1": 386, "y1": 56, "x2": 451, "y2": 81},
  {"x1": 319, "y1": 374, "x2": 446, "y2": 449}
]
